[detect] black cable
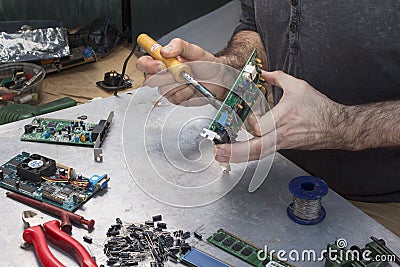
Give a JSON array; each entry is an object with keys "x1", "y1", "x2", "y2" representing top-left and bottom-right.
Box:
[{"x1": 114, "y1": 41, "x2": 138, "y2": 96}]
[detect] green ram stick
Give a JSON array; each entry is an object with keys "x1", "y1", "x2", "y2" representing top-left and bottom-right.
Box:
[{"x1": 207, "y1": 229, "x2": 295, "y2": 267}]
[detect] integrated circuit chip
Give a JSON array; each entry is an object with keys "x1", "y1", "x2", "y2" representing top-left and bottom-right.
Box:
[
  {"x1": 42, "y1": 185, "x2": 56, "y2": 194},
  {"x1": 241, "y1": 248, "x2": 253, "y2": 256},
  {"x1": 1, "y1": 168, "x2": 13, "y2": 177},
  {"x1": 3, "y1": 178, "x2": 16, "y2": 187},
  {"x1": 60, "y1": 187, "x2": 73, "y2": 196},
  {"x1": 8, "y1": 159, "x2": 21, "y2": 166},
  {"x1": 232, "y1": 243, "x2": 243, "y2": 251},
  {"x1": 222, "y1": 238, "x2": 234, "y2": 246},
  {"x1": 20, "y1": 184, "x2": 37, "y2": 193},
  {"x1": 47, "y1": 122, "x2": 58, "y2": 128},
  {"x1": 213, "y1": 233, "x2": 226, "y2": 242}
]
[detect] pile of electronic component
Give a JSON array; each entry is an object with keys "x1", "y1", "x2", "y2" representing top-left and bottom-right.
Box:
[{"x1": 102, "y1": 216, "x2": 197, "y2": 266}]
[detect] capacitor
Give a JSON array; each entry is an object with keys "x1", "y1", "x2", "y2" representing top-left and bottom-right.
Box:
[
  {"x1": 68, "y1": 134, "x2": 72, "y2": 141},
  {"x1": 44, "y1": 131, "x2": 51, "y2": 139},
  {"x1": 58, "y1": 130, "x2": 62, "y2": 135},
  {"x1": 0, "y1": 169, "x2": 3, "y2": 180},
  {"x1": 157, "y1": 222, "x2": 167, "y2": 229},
  {"x1": 73, "y1": 194, "x2": 86, "y2": 203},
  {"x1": 82, "y1": 124, "x2": 86, "y2": 131},
  {"x1": 145, "y1": 221, "x2": 154, "y2": 227},
  {"x1": 15, "y1": 181, "x2": 20, "y2": 189},
  {"x1": 74, "y1": 136, "x2": 80, "y2": 142},
  {"x1": 182, "y1": 231, "x2": 190, "y2": 239},
  {"x1": 152, "y1": 215, "x2": 162, "y2": 222}
]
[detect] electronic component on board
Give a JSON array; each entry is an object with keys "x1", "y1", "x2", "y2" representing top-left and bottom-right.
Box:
[
  {"x1": 0, "y1": 152, "x2": 109, "y2": 211},
  {"x1": 201, "y1": 49, "x2": 267, "y2": 144},
  {"x1": 21, "y1": 111, "x2": 114, "y2": 162}
]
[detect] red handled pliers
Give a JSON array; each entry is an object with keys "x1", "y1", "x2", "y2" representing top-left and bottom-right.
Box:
[{"x1": 22, "y1": 210, "x2": 97, "y2": 267}]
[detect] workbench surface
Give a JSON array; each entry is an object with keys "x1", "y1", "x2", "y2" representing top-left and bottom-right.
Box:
[{"x1": 0, "y1": 88, "x2": 399, "y2": 267}]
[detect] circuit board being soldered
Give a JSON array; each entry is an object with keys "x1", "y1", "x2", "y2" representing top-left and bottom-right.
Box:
[
  {"x1": 207, "y1": 229, "x2": 294, "y2": 267},
  {"x1": 0, "y1": 152, "x2": 109, "y2": 211},
  {"x1": 201, "y1": 49, "x2": 265, "y2": 144}
]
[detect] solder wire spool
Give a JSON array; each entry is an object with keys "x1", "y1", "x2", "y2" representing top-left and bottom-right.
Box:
[{"x1": 287, "y1": 176, "x2": 328, "y2": 225}]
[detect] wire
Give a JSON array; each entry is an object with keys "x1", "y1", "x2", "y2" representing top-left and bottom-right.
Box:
[
  {"x1": 41, "y1": 176, "x2": 68, "y2": 183},
  {"x1": 290, "y1": 197, "x2": 322, "y2": 220},
  {"x1": 114, "y1": 41, "x2": 138, "y2": 96}
]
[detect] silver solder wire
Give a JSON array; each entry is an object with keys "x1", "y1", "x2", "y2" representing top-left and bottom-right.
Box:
[{"x1": 291, "y1": 197, "x2": 322, "y2": 221}]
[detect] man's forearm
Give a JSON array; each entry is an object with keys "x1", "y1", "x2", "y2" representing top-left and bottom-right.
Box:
[
  {"x1": 215, "y1": 31, "x2": 267, "y2": 70},
  {"x1": 339, "y1": 100, "x2": 400, "y2": 150}
]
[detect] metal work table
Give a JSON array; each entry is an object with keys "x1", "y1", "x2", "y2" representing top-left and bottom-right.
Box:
[{"x1": 0, "y1": 88, "x2": 399, "y2": 267}]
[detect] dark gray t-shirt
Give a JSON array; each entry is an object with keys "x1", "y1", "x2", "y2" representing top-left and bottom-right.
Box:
[{"x1": 235, "y1": 0, "x2": 400, "y2": 202}]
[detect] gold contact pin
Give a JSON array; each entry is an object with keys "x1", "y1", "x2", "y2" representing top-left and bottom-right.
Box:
[
  {"x1": 259, "y1": 76, "x2": 266, "y2": 82},
  {"x1": 255, "y1": 58, "x2": 262, "y2": 64},
  {"x1": 257, "y1": 63, "x2": 263, "y2": 68},
  {"x1": 256, "y1": 83, "x2": 262, "y2": 88},
  {"x1": 237, "y1": 104, "x2": 243, "y2": 109}
]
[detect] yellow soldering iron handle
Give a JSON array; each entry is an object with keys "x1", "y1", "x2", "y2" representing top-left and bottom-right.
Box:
[{"x1": 137, "y1": 33, "x2": 191, "y2": 83}]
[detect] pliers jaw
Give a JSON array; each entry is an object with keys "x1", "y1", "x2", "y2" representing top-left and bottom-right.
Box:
[
  {"x1": 22, "y1": 210, "x2": 44, "y2": 228},
  {"x1": 21, "y1": 210, "x2": 98, "y2": 267}
]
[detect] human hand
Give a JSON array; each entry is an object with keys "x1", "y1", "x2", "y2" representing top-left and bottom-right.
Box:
[
  {"x1": 136, "y1": 38, "x2": 230, "y2": 105},
  {"x1": 215, "y1": 70, "x2": 348, "y2": 163}
]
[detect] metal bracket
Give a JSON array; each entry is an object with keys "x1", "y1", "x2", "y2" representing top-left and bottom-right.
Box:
[{"x1": 93, "y1": 111, "x2": 114, "y2": 162}]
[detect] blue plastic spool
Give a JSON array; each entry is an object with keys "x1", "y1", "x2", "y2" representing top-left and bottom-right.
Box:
[{"x1": 287, "y1": 176, "x2": 329, "y2": 225}]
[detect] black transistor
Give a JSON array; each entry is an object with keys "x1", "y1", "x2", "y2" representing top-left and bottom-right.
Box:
[{"x1": 83, "y1": 235, "x2": 93, "y2": 244}]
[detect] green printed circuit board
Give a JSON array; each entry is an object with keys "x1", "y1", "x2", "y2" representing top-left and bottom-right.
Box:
[
  {"x1": 0, "y1": 152, "x2": 109, "y2": 211},
  {"x1": 21, "y1": 111, "x2": 113, "y2": 162},
  {"x1": 207, "y1": 229, "x2": 294, "y2": 267},
  {"x1": 201, "y1": 49, "x2": 265, "y2": 144}
]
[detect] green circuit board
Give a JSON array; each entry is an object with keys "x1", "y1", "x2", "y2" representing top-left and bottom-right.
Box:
[
  {"x1": 21, "y1": 111, "x2": 114, "y2": 162},
  {"x1": 201, "y1": 49, "x2": 264, "y2": 144},
  {"x1": 0, "y1": 152, "x2": 109, "y2": 211},
  {"x1": 22, "y1": 117, "x2": 102, "y2": 146},
  {"x1": 207, "y1": 229, "x2": 294, "y2": 267}
]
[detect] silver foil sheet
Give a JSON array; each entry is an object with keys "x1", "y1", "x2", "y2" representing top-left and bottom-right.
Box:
[{"x1": 0, "y1": 24, "x2": 70, "y2": 63}]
